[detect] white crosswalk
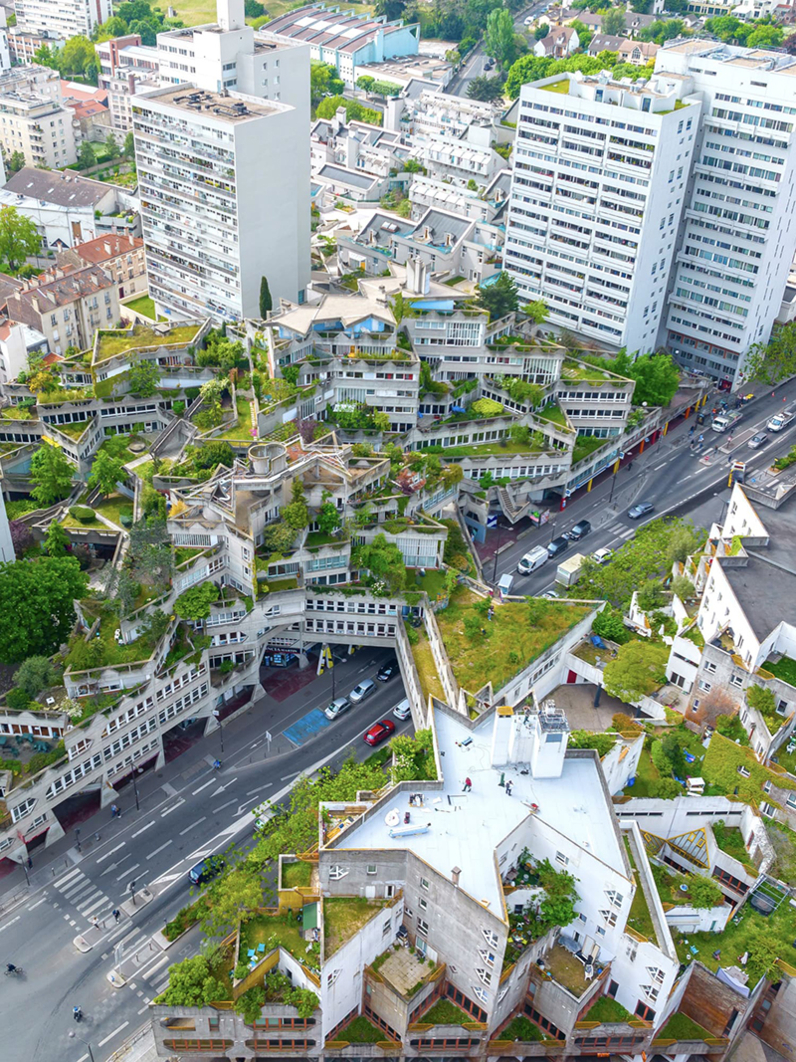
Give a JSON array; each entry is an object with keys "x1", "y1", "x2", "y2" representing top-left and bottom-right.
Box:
[
  {"x1": 52, "y1": 867, "x2": 116, "y2": 925},
  {"x1": 604, "y1": 521, "x2": 635, "y2": 540}
]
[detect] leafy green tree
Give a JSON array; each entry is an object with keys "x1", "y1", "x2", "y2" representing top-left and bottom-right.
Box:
[
  {"x1": 57, "y1": 36, "x2": 97, "y2": 78},
  {"x1": 127, "y1": 356, "x2": 160, "y2": 397},
  {"x1": 77, "y1": 141, "x2": 95, "y2": 169},
  {"x1": 192, "y1": 440, "x2": 235, "y2": 471},
  {"x1": 104, "y1": 132, "x2": 120, "y2": 161},
  {"x1": 282, "y1": 478, "x2": 309, "y2": 531},
  {"x1": 123, "y1": 131, "x2": 135, "y2": 160},
  {"x1": 30, "y1": 441, "x2": 73, "y2": 505},
  {"x1": 670, "y1": 575, "x2": 695, "y2": 602},
  {"x1": 569, "y1": 19, "x2": 591, "y2": 47},
  {"x1": 466, "y1": 75, "x2": 505, "y2": 101},
  {"x1": 315, "y1": 95, "x2": 382, "y2": 125},
  {"x1": 485, "y1": 8, "x2": 516, "y2": 67},
  {"x1": 6, "y1": 150, "x2": 25, "y2": 175},
  {"x1": 592, "y1": 608, "x2": 630, "y2": 644},
  {"x1": 603, "y1": 639, "x2": 670, "y2": 703},
  {"x1": 476, "y1": 272, "x2": 519, "y2": 321},
  {"x1": 375, "y1": 0, "x2": 405, "y2": 18},
  {"x1": 535, "y1": 858, "x2": 580, "y2": 933},
  {"x1": 244, "y1": 0, "x2": 265, "y2": 15},
  {"x1": 357, "y1": 74, "x2": 375, "y2": 91},
  {"x1": 262, "y1": 521, "x2": 296, "y2": 552},
  {"x1": 200, "y1": 866, "x2": 265, "y2": 938},
  {"x1": 13, "y1": 655, "x2": 60, "y2": 698},
  {"x1": 235, "y1": 985, "x2": 266, "y2": 1023},
  {"x1": 157, "y1": 955, "x2": 226, "y2": 1007},
  {"x1": 259, "y1": 275, "x2": 272, "y2": 318},
  {"x1": 744, "y1": 322, "x2": 796, "y2": 385},
  {"x1": 44, "y1": 520, "x2": 70, "y2": 557},
  {"x1": 0, "y1": 556, "x2": 88, "y2": 663},
  {"x1": 523, "y1": 299, "x2": 548, "y2": 325},
  {"x1": 96, "y1": 15, "x2": 130, "y2": 39},
  {"x1": 174, "y1": 582, "x2": 218, "y2": 622},
  {"x1": 88, "y1": 449, "x2": 125, "y2": 496},
  {"x1": 0, "y1": 205, "x2": 41, "y2": 270},
  {"x1": 687, "y1": 874, "x2": 723, "y2": 909},
  {"x1": 352, "y1": 533, "x2": 406, "y2": 593},
  {"x1": 602, "y1": 7, "x2": 626, "y2": 34},
  {"x1": 316, "y1": 501, "x2": 341, "y2": 535}
]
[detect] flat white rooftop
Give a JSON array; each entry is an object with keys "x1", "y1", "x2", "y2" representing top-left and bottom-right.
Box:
[{"x1": 328, "y1": 707, "x2": 626, "y2": 915}]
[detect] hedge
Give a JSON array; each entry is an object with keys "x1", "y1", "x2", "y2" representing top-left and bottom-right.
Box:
[
  {"x1": 70, "y1": 505, "x2": 96, "y2": 524},
  {"x1": 702, "y1": 732, "x2": 796, "y2": 805}
]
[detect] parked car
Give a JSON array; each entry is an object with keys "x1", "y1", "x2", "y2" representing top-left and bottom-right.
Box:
[
  {"x1": 518, "y1": 545, "x2": 548, "y2": 575},
  {"x1": 189, "y1": 855, "x2": 225, "y2": 886},
  {"x1": 393, "y1": 698, "x2": 412, "y2": 721},
  {"x1": 542, "y1": 589, "x2": 559, "y2": 600},
  {"x1": 497, "y1": 572, "x2": 514, "y2": 595},
  {"x1": 767, "y1": 410, "x2": 794, "y2": 432},
  {"x1": 569, "y1": 519, "x2": 591, "y2": 541},
  {"x1": 547, "y1": 536, "x2": 569, "y2": 558},
  {"x1": 324, "y1": 696, "x2": 351, "y2": 720},
  {"x1": 628, "y1": 502, "x2": 654, "y2": 520},
  {"x1": 592, "y1": 547, "x2": 614, "y2": 566},
  {"x1": 350, "y1": 678, "x2": 376, "y2": 703},
  {"x1": 748, "y1": 432, "x2": 770, "y2": 449},
  {"x1": 377, "y1": 658, "x2": 398, "y2": 682},
  {"x1": 364, "y1": 719, "x2": 396, "y2": 746}
]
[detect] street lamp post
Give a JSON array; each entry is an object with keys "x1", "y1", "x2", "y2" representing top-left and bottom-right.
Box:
[
  {"x1": 69, "y1": 1031, "x2": 96, "y2": 1062},
  {"x1": 491, "y1": 522, "x2": 505, "y2": 585},
  {"x1": 132, "y1": 768, "x2": 141, "y2": 812},
  {"x1": 74, "y1": 828, "x2": 82, "y2": 853},
  {"x1": 212, "y1": 709, "x2": 224, "y2": 754}
]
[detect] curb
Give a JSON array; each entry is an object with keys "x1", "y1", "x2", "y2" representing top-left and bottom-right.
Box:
[
  {"x1": 73, "y1": 934, "x2": 92, "y2": 953},
  {"x1": 107, "y1": 967, "x2": 127, "y2": 989},
  {"x1": 122, "y1": 887, "x2": 153, "y2": 917}
]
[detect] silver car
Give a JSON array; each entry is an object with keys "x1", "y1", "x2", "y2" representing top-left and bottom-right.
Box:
[
  {"x1": 349, "y1": 678, "x2": 376, "y2": 704},
  {"x1": 324, "y1": 697, "x2": 351, "y2": 720}
]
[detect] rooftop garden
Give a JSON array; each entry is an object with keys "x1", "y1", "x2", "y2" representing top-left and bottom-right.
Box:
[
  {"x1": 282, "y1": 860, "x2": 313, "y2": 889},
  {"x1": 95, "y1": 323, "x2": 199, "y2": 362},
  {"x1": 124, "y1": 294, "x2": 159, "y2": 320},
  {"x1": 561, "y1": 358, "x2": 616, "y2": 383},
  {"x1": 240, "y1": 910, "x2": 315, "y2": 966},
  {"x1": 435, "y1": 588, "x2": 590, "y2": 695},
  {"x1": 624, "y1": 837, "x2": 658, "y2": 944},
  {"x1": 422, "y1": 999, "x2": 470, "y2": 1026},
  {"x1": 572, "y1": 434, "x2": 609, "y2": 465},
  {"x1": 764, "y1": 655, "x2": 796, "y2": 687},
  {"x1": 651, "y1": 863, "x2": 724, "y2": 910},
  {"x1": 408, "y1": 625, "x2": 446, "y2": 705},
  {"x1": 584, "y1": 996, "x2": 632, "y2": 1024},
  {"x1": 421, "y1": 438, "x2": 547, "y2": 459},
  {"x1": 92, "y1": 493, "x2": 133, "y2": 529},
  {"x1": 711, "y1": 820, "x2": 754, "y2": 869},
  {"x1": 65, "y1": 603, "x2": 161, "y2": 671},
  {"x1": 499, "y1": 1016, "x2": 544, "y2": 1042},
  {"x1": 54, "y1": 419, "x2": 90, "y2": 440},
  {"x1": 324, "y1": 897, "x2": 389, "y2": 958},
  {"x1": 673, "y1": 885, "x2": 793, "y2": 985},
  {"x1": 543, "y1": 943, "x2": 591, "y2": 997},
  {"x1": 213, "y1": 396, "x2": 254, "y2": 443},
  {"x1": 337, "y1": 1016, "x2": 386, "y2": 1043},
  {"x1": 541, "y1": 78, "x2": 570, "y2": 94},
  {"x1": 657, "y1": 1013, "x2": 712, "y2": 1042},
  {"x1": 535, "y1": 402, "x2": 571, "y2": 429},
  {"x1": 61, "y1": 506, "x2": 106, "y2": 531}
]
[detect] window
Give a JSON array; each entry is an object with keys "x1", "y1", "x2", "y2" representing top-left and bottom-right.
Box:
[
  {"x1": 329, "y1": 865, "x2": 348, "y2": 880},
  {"x1": 480, "y1": 949, "x2": 496, "y2": 967},
  {"x1": 383, "y1": 920, "x2": 391, "y2": 935},
  {"x1": 730, "y1": 673, "x2": 743, "y2": 688},
  {"x1": 474, "y1": 986, "x2": 489, "y2": 1004},
  {"x1": 699, "y1": 680, "x2": 712, "y2": 692},
  {"x1": 599, "y1": 909, "x2": 618, "y2": 927},
  {"x1": 738, "y1": 765, "x2": 751, "y2": 778},
  {"x1": 635, "y1": 1001, "x2": 656, "y2": 1021},
  {"x1": 419, "y1": 898, "x2": 428, "y2": 911},
  {"x1": 367, "y1": 865, "x2": 377, "y2": 875},
  {"x1": 646, "y1": 966, "x2": 665, "y2": 984},
  {"x1": 482, "y1": 928, "x2": 499, "y2": 948},
  {"x1": 476, "y1": 967, "x2": 493, "y2": 986},
  {"x1": 417, "y1": 917, "x2": 429, "y2": 937},
  {"x1": 605, "y1": 889, "x2": 624, "y2": 908},
  {"x1": 420, "y1": 877, "x2": 429, "y2": 890},
  {"x1": 641, "y1": 985, "x2": 660, "y2": 1003},
  {"x1": 555, "y1": 851, "x2": 569, "y2": 867}
]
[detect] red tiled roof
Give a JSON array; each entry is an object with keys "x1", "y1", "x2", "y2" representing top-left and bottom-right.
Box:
[{"x1": 71, "y1": 233, "x2": 143, "y2": 264}]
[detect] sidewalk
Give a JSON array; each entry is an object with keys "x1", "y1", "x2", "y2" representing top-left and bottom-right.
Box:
[{"x1": 104, "y1": 1022, "x2": 157, "y2": 1062}]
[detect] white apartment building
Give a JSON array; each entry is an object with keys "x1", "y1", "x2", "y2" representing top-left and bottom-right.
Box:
[
  {"x1": 503, "y1": 70, "x2": 701, "y2": 351},
  {"x1": 16, "y1": 0, "x2": 112, "y2": 41},
  {"x1": 0, "y1": 90, "x2": 77, "y2": 168},
  {"x1": 134, "y1": 84, "x2": 310, "y2": 321},
  {"x1": 156, "y1": 0, "x2": 310, "y2": 115},
  {"x1": 656, "y1": 42, "x2": 796, "y2": 387}
]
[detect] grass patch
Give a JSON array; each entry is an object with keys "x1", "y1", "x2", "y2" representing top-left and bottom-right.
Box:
[
  {"x1": 282, "y1": 861, "x2": 313, "y2": 888},
  {"x1": 338, "y1": 1015, "x2": 385, "y2": 1043},
  {"x1": 174, "y1": 546, "x2": 205, "y2": 566},
  {"x1": 712, "y1": 821, "x2": 751, "y2": 866},
  {"x1": 124, "y1": 294, "x2": 158, "y2": 320},
  {"x1": 305, "y1": 530, "x2": 341, "y2": 548},
  {"x1": 95, "y1": 323, "x2": 199, "y2": 362},
  {"x1": 54, "y1": 420, "x2": 90, "y2": 440},
  {"x1": 324, "y1": 897, "x2": 387, "y2": 958},
  {"x1": 61, "y1": 511, "x2": 105, "y2": 530},
  {"x1": 535, "y1": 402, "x2": 570, "y2": 428},
  {"x1": 766, "y1": 655, "x2": 796, "y2": 686},
  {"x1": 5, "y1": 498, "x2": 40, "y2": 519},
  {"x1": 93, "y1": 493, "x2": 132, "y2": 528},
  {"x1": 658, "y1": 1013, "x2": 711, "y2": 1042},
  {"x1": 624, "y1": 837, "x2": 657, "y2": 943},
  {"x1": 410, "y1": 627, "x2": 445, "y2": 704},
  {"x1": 423, "y1": 438, "x2": 545, "y2": 458},
  {"x1": 265, "y1": 576, "x2": 299, "y2": 593},
  {"x1": 423, "y1": 999, "x2": 471, "y2": 1026},
  {"x1": 500, "y1": 1016, "x2": 544, "y2": 1042},
  {"x1": 585, "y1": 996, "x2": 632, "y2": 1023},
  {"x1": 413, "y1": 568, "x2": 447, "y2": 599},
  {"x1": 572, "y1": 435, "x2": 608, "y2": 465},
  {"x1": 216, "y1": 396, "x2": 254, "y2": 442},
  {"x1": 240, "y1": 909, "x2": 309, "y2": 962},
  {"x1": 541, "y1": 78, "x2": 570, "y2": 94},
  {"x1": 435, "y1": 588, "x2": 590, "y2": 694}
]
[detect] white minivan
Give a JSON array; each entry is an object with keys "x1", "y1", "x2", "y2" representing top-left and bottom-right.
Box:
[{"x1": 518, "y1": 545, "x2": 549, "y2": 575}]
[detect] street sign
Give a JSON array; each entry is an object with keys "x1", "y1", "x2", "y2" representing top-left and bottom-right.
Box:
[
  {"x1": 487, "y1": 514, "x2": 498, "y2": 528},
  {"x1": 565, "y1": 489, "x2": 572, "y2": 498}
]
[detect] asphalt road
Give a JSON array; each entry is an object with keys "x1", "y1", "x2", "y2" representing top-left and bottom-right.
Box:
[
  {"x1": 485, "y1": 382, "x2": 796, "y2": 595},
  {"x1": 0, "y1": 646, "x2": 409, "y2": 1062},
  {"x1": 446, "y1": 2, "x2": 547, "y2": 98}
]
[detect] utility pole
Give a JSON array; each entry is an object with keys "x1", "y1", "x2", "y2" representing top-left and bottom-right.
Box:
[
  {"x1": 129, "y1": 880, "x2": 136, "y2": 906},
  {"x1": 132, "y1": 768, "x2": 141, "y2": 812},
  {"x1": 69, "y1": 1031, "x2": 95, "y2": 1062},
  {"x1": 212, "y1": 709, "x2": 224, "y2": 754}
]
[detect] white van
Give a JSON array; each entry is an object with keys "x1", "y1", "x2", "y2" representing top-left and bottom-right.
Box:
[{"x1": 518, "y1": 545, "x2": 548, "y2": 575}]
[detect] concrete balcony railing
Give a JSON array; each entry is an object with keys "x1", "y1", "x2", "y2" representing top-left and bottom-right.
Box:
[
  {"x1": 324, "y1": 1043, "x2": 401, "y2": 1057},
  {"x1": 651, "y1": 1037, "x2": 729, "y2": 1054},
  {"x1": 486, "y1": 1039, "x2": 561, "y2": 1055}
]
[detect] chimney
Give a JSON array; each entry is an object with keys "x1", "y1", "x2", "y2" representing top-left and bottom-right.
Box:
[
  {"x1": 103, "y1": 241, "x2": 111, "y2": 256},
  {"x1": 451, "y1": 867, "x2": 461, "y2": 887}
]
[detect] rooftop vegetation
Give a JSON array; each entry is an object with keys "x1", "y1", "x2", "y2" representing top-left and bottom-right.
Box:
[
  {"x1": 324, "y1": 897, "x2": 389, "y2": 957},
  {"x1": 95, "y1": 323, "x2": 199, "y2": 362},
  {"x1": 657, "y1": 1013, "x2": 711, "y2": 1042}
]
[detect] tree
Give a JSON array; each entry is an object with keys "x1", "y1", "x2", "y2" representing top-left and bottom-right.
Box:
[
  {"x1": 158, "y1": 954, "x2": 226, "y2": 1007},
  {"x1": 375, "y1": 0, "x2": 405, "y2": 19},
  {"x1": 6, "y1": 150, "x2": 25, "y2": 175},
  {"x1": 476, "y1": 272, "x2": 519, "y2": 321},
  {"x1": 259, "y1": 275, "x2": 272, "y2": 318},
  {"x1": 0, "y1": 205, "x2": 41, "y2": 270},
  {"x1": 592, "y1": 608, "x2": 630, "y2": 644},
  {"x1": 262, "y1": 521, "x2": 296, "y2": 552},
  {"x1": 744, "y1": 322, "x2": 796, "y2": 385},
  {"x1": 535, "y1": 858, "x2": 580, "y2": 933},
  {"x1": 173, "y1": 582, "x2": 218, "y2": 622},
  {"x1": 523, "y1": 299, "x2": 548, "y2": 326},
  {"x1": 688, "y1": 873, "x2": 723, "y2": 909},
  {"x1": 30, "y1": 442, "x2": 73, "y2": 506},
  {"x1": 316, "y1": 501, "x2": 341, "y2": 536},
  {"x1": 534, "y1": 23, "x2": 549, "y2": 40},
  {"x1": 77, "y1": 141, "x2": 95, "y2": 170},
  {"x1": 9, "y1": 519, "x2": 34, "y2": 558},
  {"x1": 745, "y1": 24, "x2": 783, "y2": 48},
  {"x1": 192, "y1": 440, "x2": 235, "y2": 471},
  {"x1": 236, "y1": 985, "x2": 266, "y2": 1023},
  {"x1": 127, "y1": 356, "x2": 160, "y2": 397},
  {"x1": 356, "y1": 75, "x2": 375, "y2": 91},
  {"x1": 282, "y1": 478, "x2": 309, "y2": 531},
  {"x1": 244, "y1": 0, "x2": 265, "y2": 15},
  {"x1": 44, "y1": 520, "x2": 70, "y2": 557},
  {"x1": 0, "y1": 556, "x2": 88, "y2": 664},
  {"x1": 466, "y1": 75, "x2": 505, "y2": 101},
  {"x1": 13, "y1": 655, "x2": 60, "y2": 699},
  {"x1": 485, "y1": 7, "x2": 516, "y2": 68},
  {"x1": 602, "y1": 7, "x2": 626, "y2": 35},
  {"x1": 201, "y1": 866, "x2": 264, "y2": 938},
  {"x1": 352, "y1": 533, "x2": 406, "y2": 593},
  {"x1": 96, "y1": 15, "x2": 130, "y2": 39},
  {"x1": 603, "y1": 639, "x2": 670, "y2": 704},
  {"x1": 58, "y1": 36, "x2": 98, "y2": 79},
  {"x1": 123, "y1": 131, "x2": 135, "y2": 161},
  {"x1": 670, "y1": 575, "x2": 695, "y2": 602},
  {"x1": 88, "y1": 449, "x2": 125, "y2": 496}
]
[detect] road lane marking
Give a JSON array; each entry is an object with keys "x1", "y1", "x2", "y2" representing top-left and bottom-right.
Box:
[
  {"x1": 131, "y1": 820, "x2": 155, "y2": 838},
  {"x1": 98, "y1": 1021, "x2": 130, "y2": 1048},
  {"x1": 191, "y1": 779, "x2": 214, "y2": 796},
  {"x1": 213, "y1": 798, "x2": 236, "y2": 813},
  {"x1": 96, "y1": 842, "x2": 124, "y2": 863},
  {"x1": 160, "y1": 799, "x2": 185, "y2": 817},
  {"x1": 147, "y1": 841, "x2": 172, "y2": 860},
  {"x1": 53, "y1": 867, "x2": 81, "y2": 889},
  {"x1": 116, "y1": 863, "x2": 140, "y2": 882},
  {"x1": 26, "y1": 897, "x2": 47, "y2": 911},
  {"x1": 179, "y1": 817, "x2": 206, "y2": 836}
]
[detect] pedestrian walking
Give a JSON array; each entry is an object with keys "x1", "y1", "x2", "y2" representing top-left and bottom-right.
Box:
[
  {"x1": 26, "y1": 856, "x2": 32, "y2": 870},
  {"x1": 111, "y1": 804, "x2": 119, "y2": 819},
  {"x1": 505, "y1": 780, "x2": 513, "y2": 796},
  {"x1": 463, "y1": 777, "x2": 472, "y2": 792},
  {"x1": 112, "y1": 909, "x2": 120, "y2": 924},
  {"x1": 90, "y1": 915, "x2": 99, "y2": 930},
  {"x1": 73, "y1": 1006, "x2": 82, "y2": 1023}
]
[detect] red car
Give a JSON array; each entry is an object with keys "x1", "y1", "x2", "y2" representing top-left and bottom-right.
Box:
[{"x1": 363, "y1": 719, "x2": 396, "y2": 747}]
